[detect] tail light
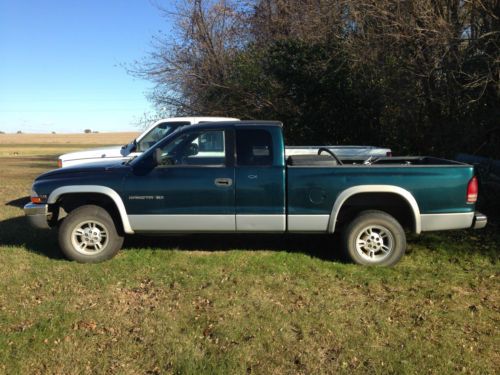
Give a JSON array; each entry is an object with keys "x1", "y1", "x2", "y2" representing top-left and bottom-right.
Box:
[
  {"x1": 57, "y1": 159, "x2": 62, "y2": 168},
  {"x1": 466, "y1": 176, "x2": 478, "y2": 204},
  {"x1": 386, "y1": 151, "x2": 392, "y2": 157}
]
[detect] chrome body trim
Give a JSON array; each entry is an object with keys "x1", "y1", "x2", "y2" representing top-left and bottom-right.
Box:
[
  {"x1": 472, "y1": 212, "x2": 487, "y2": 229},
  {"x1": 129, "y1": 214, "x2": 235, "y2": 232},
  {"x1": 24, "y1": 203, "x2": 50, "y2": 230},
  {"x1": 236, "y1": 215, "x2": 286, "y2": 232},
  {"x1": 48, "y1": 185, "x2": 134, "y2": 234},
  {"x1": 420, "y1": 212, "x2": 474, "y2": 231},
  {"x1": 288, "y1": 215, "x2": 330, "y2": 232},
  {"x1": 328, "y1": 185, "x2": 421, "y2": 234}
]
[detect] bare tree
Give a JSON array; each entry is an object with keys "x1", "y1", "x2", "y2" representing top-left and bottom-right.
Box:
[{"x1": 130, "y1": 0, "x2": 251, "y2": 116}]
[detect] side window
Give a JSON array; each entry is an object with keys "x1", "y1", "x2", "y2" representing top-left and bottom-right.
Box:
[
  {"x1": 158, "y1": 130, "x2": 226, "y2": 166},
  {"x1": 236, "y1": 129, "x2": 273, "y2": 166}
]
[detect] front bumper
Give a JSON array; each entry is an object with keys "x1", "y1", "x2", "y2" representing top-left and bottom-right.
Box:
[
  {"x1": 472, "y1": 212, "x2": 487, "y2": 229},
  {"x1": 24, "y1": 203, "x2": 50, "y2": 229}
]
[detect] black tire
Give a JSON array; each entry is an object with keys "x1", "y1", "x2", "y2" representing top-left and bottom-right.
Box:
[
  {"x1": 341, "y1": 210, "x2": 406, "y2": 266},
  {"x1": 58, "y1": 205, "x2": 123, "y2": 263}
]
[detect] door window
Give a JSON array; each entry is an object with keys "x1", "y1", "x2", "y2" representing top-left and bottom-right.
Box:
[{"x1": 158, "y1": 130, "x2": 226, "y2": 166}]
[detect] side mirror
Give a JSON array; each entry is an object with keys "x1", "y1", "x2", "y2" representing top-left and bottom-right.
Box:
[
  {"x1": 129, "y1": 139, "x2": 138, "y2": 152},
  {"x1": 121, "y1": 141, "x2": 135, "y2": 156}
]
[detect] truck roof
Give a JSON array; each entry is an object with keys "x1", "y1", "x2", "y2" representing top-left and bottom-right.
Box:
[
  {"x1": 183, "y1": 120, "x2": 283, "y2": 131},
  {"x1": 235, "y1": 120, "x2": 283, "y2": 127}
]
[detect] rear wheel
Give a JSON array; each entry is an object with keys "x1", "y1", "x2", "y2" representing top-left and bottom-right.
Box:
[
  {"x1": 58, "y1": 205, "x2": 123, "y2": 262},
  {"x1": 342, "y1": 210, "x2": 406, "y2": 266}
]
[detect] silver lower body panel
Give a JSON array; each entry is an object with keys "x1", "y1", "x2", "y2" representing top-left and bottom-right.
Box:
[
  {"x1": 236, "y1": 215, "x2": 285, "y2": 232},
  {"x1": 287, "y1": 215, "x2": 330, "y2": 232},
  {"x1": 128, "y1": 214, "x2": 235, "y2": 232}
]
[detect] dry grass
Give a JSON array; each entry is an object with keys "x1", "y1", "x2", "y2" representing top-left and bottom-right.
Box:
[
  {"x1": 0, "y1": 132, "x2": 140, "y2": 157},
  {"x1": 0, "y1": 145, "x2": 499, "y2": 374},
  {"x1": 0, "y1": 132, "x2": 139, "y2": 145}
]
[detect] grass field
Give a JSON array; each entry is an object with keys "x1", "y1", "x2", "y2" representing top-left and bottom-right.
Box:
[
  {"x1": 0, "y1": 138, "x2": 498, "y2": 374},
  {"x1": 0, "y1": 132, "x2": 139, "y2": 157}
]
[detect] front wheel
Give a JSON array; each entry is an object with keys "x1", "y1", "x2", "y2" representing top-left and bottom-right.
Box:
[
  {"x1": 342, "y1": 210, "x2": 406, "y2": 266},
  {"x1": 58, "y1": 205, "x2": 124, "y2": 263}
]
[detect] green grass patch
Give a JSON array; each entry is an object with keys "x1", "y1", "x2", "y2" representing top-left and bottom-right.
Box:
[{"x1": 0, "y1": 149, "x2": 499, "y2": 374}]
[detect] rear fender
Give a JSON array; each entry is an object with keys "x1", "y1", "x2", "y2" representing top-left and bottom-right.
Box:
[{"x1": 328, "y1": 185, "x2": 421, "y2": 234}]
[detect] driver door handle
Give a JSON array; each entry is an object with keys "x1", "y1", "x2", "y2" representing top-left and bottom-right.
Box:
[{"x1": 214, "y1": 178, "x2": 232, "y2": 187}]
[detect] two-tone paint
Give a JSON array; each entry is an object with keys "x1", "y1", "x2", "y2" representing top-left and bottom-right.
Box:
[{"x1": 26, "y1": 121, "x2": 486, "y2": 236}]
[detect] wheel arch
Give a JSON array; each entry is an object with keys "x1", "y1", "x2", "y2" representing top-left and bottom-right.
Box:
[
  {"x1": 48, "y1": 185, "x2": 134, "y2": 234},
  {"x1": 328, "y1": 185, "x2": 421, "y2": 234}
]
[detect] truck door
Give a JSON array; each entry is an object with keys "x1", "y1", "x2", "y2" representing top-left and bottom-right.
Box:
[
  {"x1": 123, "y1": 128, "x2": 235, "y2": 232},
  {"x1": 235, "y1": 127, "x2": 286, "y2": 231}
]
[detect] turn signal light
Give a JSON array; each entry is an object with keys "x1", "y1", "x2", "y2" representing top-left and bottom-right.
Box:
[
  {"x1": 31, "y1": 196, "x2": 43, "y2": 204},
  {"x1": 30, "y1": 190, "x2": 47, "y2": 204},
  {"x1": 466, "y1": 176, "x2": 478, "y2": 204}
]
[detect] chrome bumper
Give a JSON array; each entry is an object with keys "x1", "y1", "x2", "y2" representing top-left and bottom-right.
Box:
[
  {"x1": 472, "y1": 212, "x2": 487, "y2": 229},
  {"x1": 24, "y1": 203, "x2": 50, "y2": 230}
]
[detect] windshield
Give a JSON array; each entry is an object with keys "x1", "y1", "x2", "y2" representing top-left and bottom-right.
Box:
[{"x1": 136, "y1": 121, "x2": 191, "y2": 152}]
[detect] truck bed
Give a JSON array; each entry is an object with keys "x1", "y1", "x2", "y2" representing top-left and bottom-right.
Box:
[
  {"x1": 286, "y1": 156, "x2": 474, "y2": 217},
  {"x1": 285, "y1": 145, "x2": 391, "y2": 158},
  {"x1": 287, "y1": 155, "x2": 466, "y2": 167}
]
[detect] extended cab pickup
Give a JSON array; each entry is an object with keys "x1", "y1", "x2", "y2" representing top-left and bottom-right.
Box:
[{"x1": 25, "y1": 121, "x2": 487, "y2": 266}]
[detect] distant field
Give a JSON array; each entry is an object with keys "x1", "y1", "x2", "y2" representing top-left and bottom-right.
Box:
[
  {"x1": 0, "y1": 132, "x2": 140, "y2": 157},
  {"x1": 0, "y1": 143, "x2": 498, "y2": 374},
  {"x1": 0, "y1": 132, "x2": 139, "y2": 145}
]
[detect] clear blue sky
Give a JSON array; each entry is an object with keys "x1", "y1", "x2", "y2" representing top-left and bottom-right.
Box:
[{"x1": 0, "y1": 0, "x2": 172, "y2": 133}]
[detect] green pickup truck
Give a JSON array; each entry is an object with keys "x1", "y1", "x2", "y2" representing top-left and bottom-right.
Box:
[{"x1": 24, "y1": 121, "x2": 487, "y2": 266}]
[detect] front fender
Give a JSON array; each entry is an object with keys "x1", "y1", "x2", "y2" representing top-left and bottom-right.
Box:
[{"x1": 48, "y1": 185, "x2": 134, "y2": 234}]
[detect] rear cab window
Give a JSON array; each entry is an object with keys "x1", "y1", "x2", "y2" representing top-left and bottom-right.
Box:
[{"x1": 236, "y1": 129, "x2": 274, "y2": 166}]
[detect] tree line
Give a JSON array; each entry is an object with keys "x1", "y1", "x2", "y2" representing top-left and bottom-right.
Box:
[{"x1": 131, "y1": 0, "x2": 499, "y2": 158}]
